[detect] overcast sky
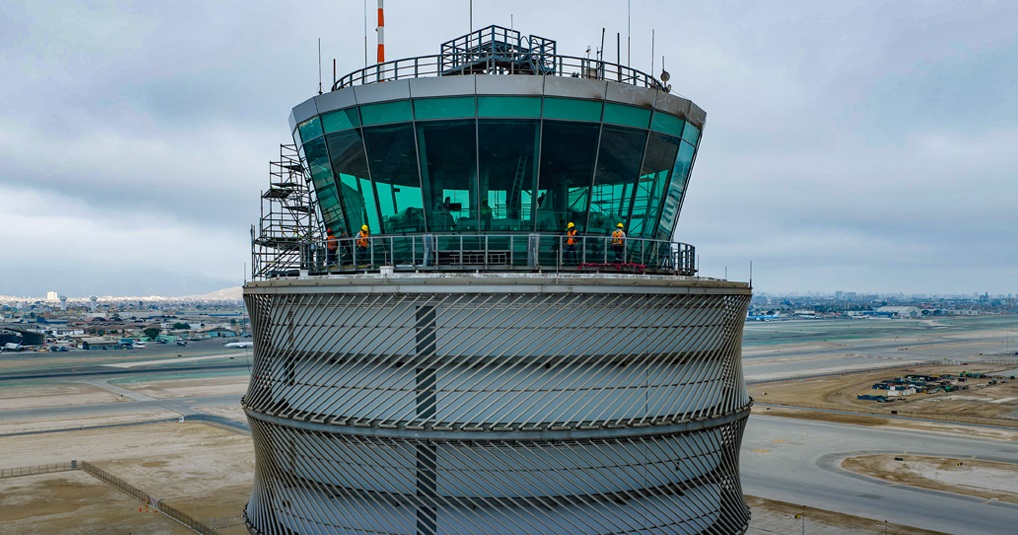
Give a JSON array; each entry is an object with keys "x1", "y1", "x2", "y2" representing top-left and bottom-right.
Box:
[{"x1": 2, "y1": 1, "x2": 1016, "y2": 297}]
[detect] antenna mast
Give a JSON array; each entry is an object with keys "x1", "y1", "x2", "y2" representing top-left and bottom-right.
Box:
[
  {"x1": 318, "y1": 38, "x2": 322, "y2": 95},
  {"x1": 363, "y1": 0, "x2": 368, "y2": 67},
  {"x1": 376, "y1": 0, "x2": 385, "y2": 63}
]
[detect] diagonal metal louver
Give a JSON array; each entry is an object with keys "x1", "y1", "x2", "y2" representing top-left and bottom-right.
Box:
[{"x1": 242, "y1": 274, "x2": 752, "y2": 534}]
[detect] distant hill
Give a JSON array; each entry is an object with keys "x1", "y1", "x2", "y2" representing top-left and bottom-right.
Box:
[{"x1": 188, "y1": 286, "x2": 243, "y2": 300}]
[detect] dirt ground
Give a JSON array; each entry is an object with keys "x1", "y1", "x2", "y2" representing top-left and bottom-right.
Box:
[
  {"x1": 752, "y1": 406, "x2": 1018, "y2": 442},
  {"x1": 112, "y1": 374, "x2": 249, "y2": 400},
  {"x1": 842, "y1": 455, "x2": 1018, "y2": 505},
  {"x1": 0, "y1": 382, "x2": 124, "y2": 410},
  {"x1": 745, "y1": 495, "x2": 950, "y2": 535},
  {"x1": 0, "y1": 470, "x2": 193, "y2": 534},
  {"x1": 749, "y1": 364, "x2": 1018, "y2": 422},
  {"x1": 0, "y1": 422, "x2": 254, "y2": 535}
]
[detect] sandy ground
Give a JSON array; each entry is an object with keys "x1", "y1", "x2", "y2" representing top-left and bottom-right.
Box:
[
  {"x1": 842, "y1": 455, "x2": 1018, "y2": 505},
  {"x1": 112, "y1": 374, "x2": 249, "y2": 400},
  {"x1": 0, "y1": 470, "x2": 193, "y2": 535},
  {"x1": 0, "y1": 382, "x2": 123, "y2": 410},
  {"x1": 749, "y1": 364, "x2": 1018, "y2": 423},
  {"x1": 752, "y1": 406, "x2": 1018, "y2": 442},
  {"x1": 745, "y1": 495, "x2": 949, "y2": 535},
  {"x1": 0, "y1": 422, "x2": 253, "y2": 535}
]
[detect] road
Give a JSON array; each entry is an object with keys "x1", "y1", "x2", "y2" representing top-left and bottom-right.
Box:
[{"x1": 741, "y1": 414, "x2": 1018, "y2": 534}]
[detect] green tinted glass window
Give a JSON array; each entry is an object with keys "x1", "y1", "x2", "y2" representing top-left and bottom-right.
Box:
[
  {"x1": 604, "y1": 103, "x2": 651, "y2": 129},
  {"x1": 414, "y1": 97, "x2": 476, "y2": 120},
  {"x1": 322, "y1": 108, "x2": 360, "y2": 133},
  {"x1": 359, "y1": 100, "x2": 413, "y2": 126},
  {"x1": 543, "y1": 97, "x2": 602, "y2": 122},
  {"x1": 650, "y1": 111, "x2": 684, "y2": 137},
  {"x1": 477, "y1": 96, "x2": 542, "y2": 118},
  {"x1": 658, "y1": 141, "x2": 695, "y2": 239},
  {"x1": 297, "y1": 117, "x2": 323, "y2": 143},
  {"x1": 682, "y1": 123, "x2": 701, "y2": 145}
]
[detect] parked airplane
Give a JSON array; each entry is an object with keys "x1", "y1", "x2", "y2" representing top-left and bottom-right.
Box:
[
  {"x1": 224, "y1": 341, "x2": 254, "y2": 349},
  {"x1": 2, "y1": 342, "x2": 23, "y2": 352}
]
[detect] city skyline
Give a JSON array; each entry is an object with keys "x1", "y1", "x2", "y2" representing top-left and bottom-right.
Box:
[{"x1": 2, "y1": 0, "x2": 1016, "y2": 296}]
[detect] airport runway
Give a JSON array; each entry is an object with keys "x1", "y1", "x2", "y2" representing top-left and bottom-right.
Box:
[{"x1": 742, "y1": 415, "x2": 1018, "y2": 534}]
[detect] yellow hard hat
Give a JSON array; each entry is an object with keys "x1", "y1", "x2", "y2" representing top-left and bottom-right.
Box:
[
  {"x1": 361, "y1": 225, "x2": 368, "y2": 231},
  {"x1": 616, "y1": 223, "x2": 624, "y2": 228},
  {"x1": 567, "y1": 222, "x2": 575, "y2": 228}
]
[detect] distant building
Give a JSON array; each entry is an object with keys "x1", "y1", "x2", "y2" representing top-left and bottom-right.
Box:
[
  {"x1": 875, "y1": 306, "x2": 921, "y2": 318},
  {"x1": 82, "y1": 338, "x2": 120, "y2": 350},
  {"x1": 46, "y1": 291, "x2": 58, "y2": 302},
  {"x1": 199, "y1": 326, "x2": 237, "y2": 338}
]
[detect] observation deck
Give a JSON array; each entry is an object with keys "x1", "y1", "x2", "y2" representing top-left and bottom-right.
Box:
[{"x1": 254, "y1": 25, "x2": 706, "y2": 283}]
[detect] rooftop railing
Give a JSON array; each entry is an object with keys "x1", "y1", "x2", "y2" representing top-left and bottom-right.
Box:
[
  {"x1": 251, "y1": 232, "x2": 695, "y2": 281},
  {"x1": 332, "y1": 54, "x2": 666, "y2": 91}
]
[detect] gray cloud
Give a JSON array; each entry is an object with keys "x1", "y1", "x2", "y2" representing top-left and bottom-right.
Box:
[{"x1": 1, "y1": 0, "x2": 1015, "y2": 296}]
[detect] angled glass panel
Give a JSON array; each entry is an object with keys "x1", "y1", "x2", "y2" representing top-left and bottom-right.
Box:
[
  {"x1": 477, "y1": 96, "x2": 542, "y2": 118},
  {"x1": 300, "y1": 136, "x2": 344, "y2": 234},
  {"x1": 414, "y1": 96, "x2": 476, "y2": 120},
  {"x1": 631, "y1": 132, "x2": 681, "y2": 238},
  {"x1": 650, "y1": 111, "x2": 685, "y2": 138},
  {"x1": 321, "y1": 108, "x2": 360, "y2": 133},
  {"x1": 360, "y1": 100, "x2": 413, "y2": 126},
  {"x1": 604, "y1": 103, "x2": 651, "y2": 129},
  {"x1": 682, "y1": 123, "x2": 701, "y2": 145},
  {"x1": 543, "y1": 97, "x2": 603, "y2": 122},
  {"x1": 590, "y1": 126, "x2": 648, "y2": 236},
  {"x1": 478, "y1": 120, "x2": 540, "y2": 232},
  {"x1": 658, "y1": 141, "x2": 695, "y2": 239},
  {"x1": 417, "y1": 121, "x2": 477, "y2": 232},
  {"x1": 536, "y1": 121, "x2": 600, "y2": 234},
  {"x1": 363, "y1": 124, "x2": 424, "y2": 234},
  {"x1": 325, "y1": 130, "x2": 379, "y2": 236},
  {"x1": 297, "y1": 117, "x2": 323, "y2": 143}
]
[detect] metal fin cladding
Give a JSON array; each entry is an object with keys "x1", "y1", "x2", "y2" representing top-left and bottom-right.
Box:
[{"x1": 242, "y1": 279, "x2": 752, "y2": 534}]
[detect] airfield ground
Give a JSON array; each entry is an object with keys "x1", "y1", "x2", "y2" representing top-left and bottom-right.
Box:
[{"x1": 4, "y1": 318, "x2": 1018, "y2": 534}]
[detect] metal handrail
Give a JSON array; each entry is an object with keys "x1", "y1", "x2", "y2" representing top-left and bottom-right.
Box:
[
  {"x1": 252, "y1": 232, "x2": 695, "y2": 280},
  {"x1": 333, "y1": 53, "x2": 665, "y2": 91}
]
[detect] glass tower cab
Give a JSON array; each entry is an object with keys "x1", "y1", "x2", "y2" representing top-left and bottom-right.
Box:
[{"x1": 269, "y1": 25, "x2": 705, "y2": 277}]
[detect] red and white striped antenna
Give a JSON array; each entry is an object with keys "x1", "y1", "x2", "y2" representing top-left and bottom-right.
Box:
[{"x1": 376, "y1": 0, "x2": 385, "y2": 63}]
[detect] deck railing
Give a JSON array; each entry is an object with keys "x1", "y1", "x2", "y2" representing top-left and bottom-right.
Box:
[
  {"x1": 252, "y1": 232, "x2": 695, "y2": 281},
  {"x1": 333, "y1": 53, "x2": 665, "y2": 91}
]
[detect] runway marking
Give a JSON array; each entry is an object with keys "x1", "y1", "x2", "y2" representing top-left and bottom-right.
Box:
[
  {"x1": 990, "y1": 397, "x2": 1017, "y2": 404},
  {"x1": 103, "y1": 354, "x2": 242, "y2": 368},
  {"x1": 750, "y1": 449, "x2": 770, "y2": 454}
]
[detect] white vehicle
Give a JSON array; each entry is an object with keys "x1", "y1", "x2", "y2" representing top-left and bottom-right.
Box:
[
  {"x1": 2, "y1": 342, "x2": 23, "y2": 352},
  {"x1": 134, "y1": 341, "x2": 147, "y2": 348},
  {"x1": 224, "y1": 341, "x2": 253, "y2": 349}
]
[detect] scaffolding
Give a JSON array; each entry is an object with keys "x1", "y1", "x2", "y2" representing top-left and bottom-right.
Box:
[{"x1": 251, "y1": 144, "x2": 321, "y2": 279}]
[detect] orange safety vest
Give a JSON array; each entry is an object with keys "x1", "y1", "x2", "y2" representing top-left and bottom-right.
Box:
[
  {"x1": 356, "y1": 230, "x2": 369, "y2": 248},
  {"x1": 326, "y1": 234, "x2": 337, "y2": 250},
  {"x1": 611, "y1": 229, "x2": 625, "y2": 245},
  {"x1": 566, "y1": 228, "x2": 577, "y2": 246}
]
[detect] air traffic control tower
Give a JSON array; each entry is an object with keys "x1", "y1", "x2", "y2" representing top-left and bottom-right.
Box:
[{"x1": 243, "y1": 26, "x2": 752, "y2": 535}]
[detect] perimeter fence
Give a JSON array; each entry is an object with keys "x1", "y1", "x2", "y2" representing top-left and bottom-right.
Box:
[
  {"x1": 0, "y1": 461, "x2": 77, "y2": 478},
  {"x1": 0, "y1": 460, "x2": 219, "y2": 535}
]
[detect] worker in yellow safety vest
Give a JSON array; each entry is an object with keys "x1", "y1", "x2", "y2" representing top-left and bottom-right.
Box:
[
  {"x1": 565, "y1": 222, "x2": 578, "y2": 263},
  {"x1": 610, "y1": 223, "x2": 626, "y2": 262},
  {"x1": 356, "y1": 225, "x2": 370, "y2": 259}
]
